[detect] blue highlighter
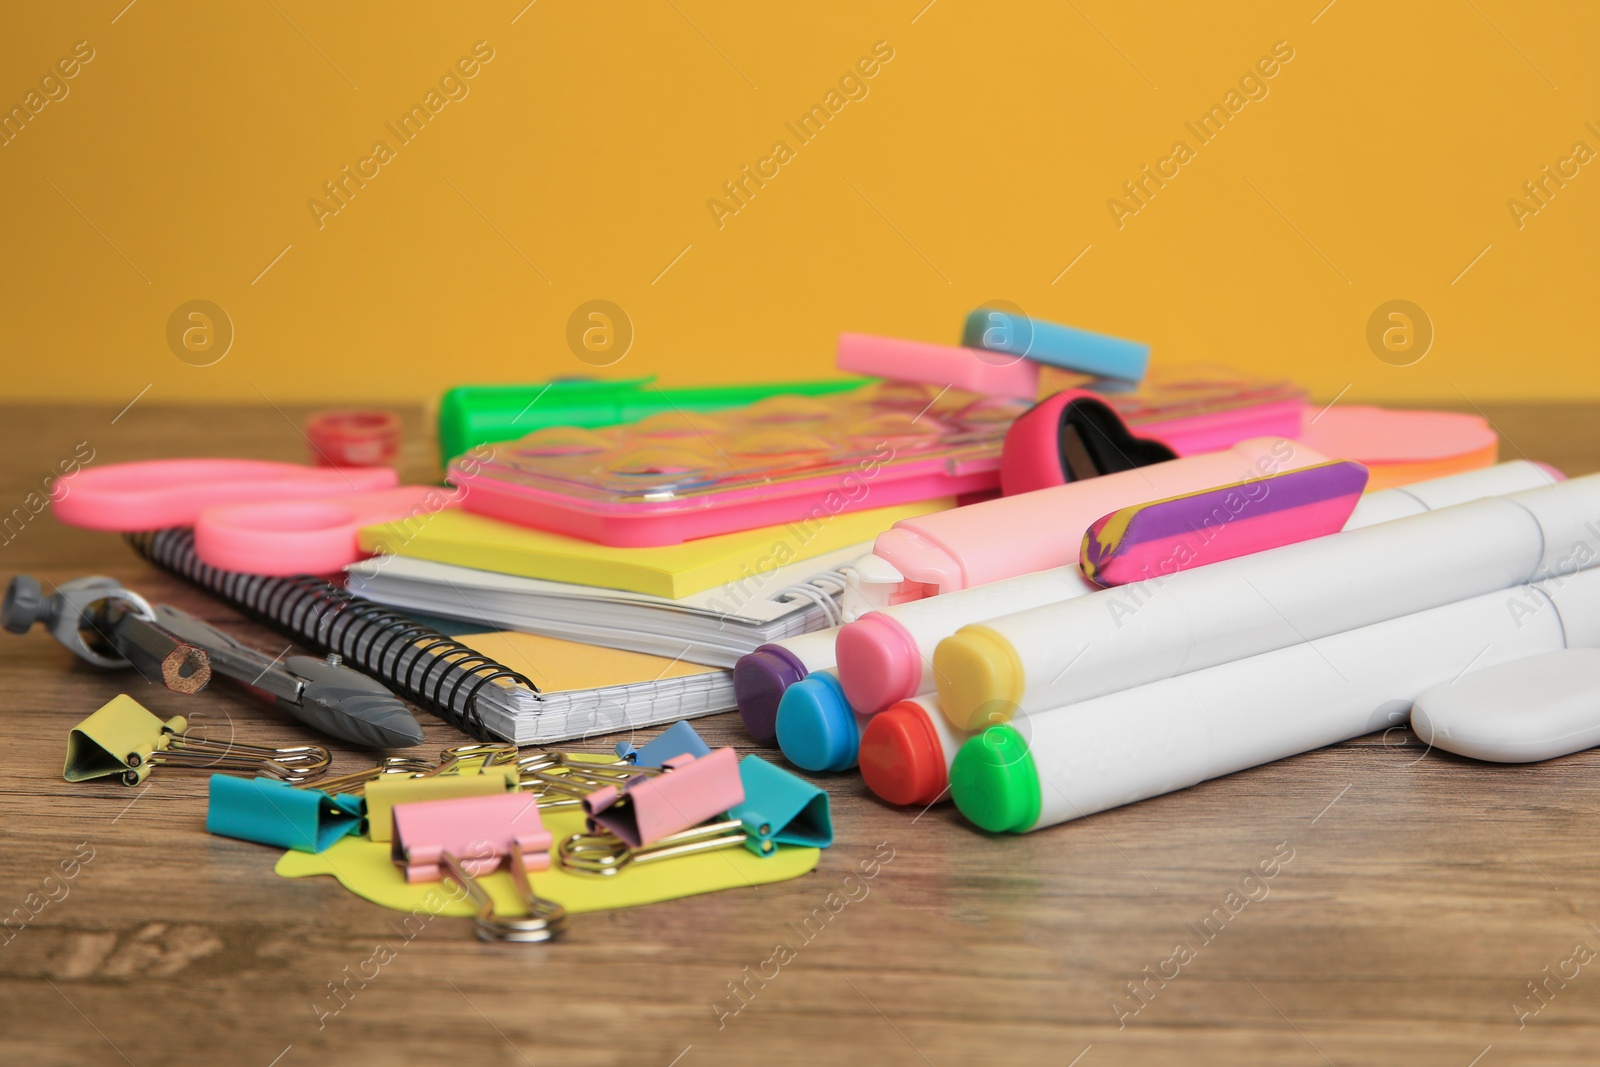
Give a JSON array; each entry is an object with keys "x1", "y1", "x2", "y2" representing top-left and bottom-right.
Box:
[
  {"x1": 774, "y1": 671, "x2": 867, "y2": 773},
  {"x1": 962, "y1": 308, "x2": 1149, "y2": 384}
]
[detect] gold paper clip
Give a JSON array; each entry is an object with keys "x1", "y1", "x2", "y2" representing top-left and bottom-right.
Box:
[
  {"x1": 556, "y1": 818, "x2": 766, "y2": 876},
  {"x1": 517, "y1": 752, "x2": 660, "y2": 810},
  {"x1": 144, "y1": 733, "x2": 330, "y2": 783},
  {"x1": 298, "y1": 756, "x2": 437, "y2": 796},
  {"x1": 439, "y1": 847, "x2": 568, "y2": 943},
  {"x1": 418, "y1": 742, "x2": 520, "y2": 778}
]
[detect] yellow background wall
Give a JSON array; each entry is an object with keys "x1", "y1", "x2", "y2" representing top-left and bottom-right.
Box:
[{"x1": 1, "y1": 1, "x2": 1595, "y2": 406}]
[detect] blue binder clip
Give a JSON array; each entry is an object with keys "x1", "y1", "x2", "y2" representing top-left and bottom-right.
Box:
[
  {"x1": 614, "y1": 720, "x2": 712, "y2": 768},
  {"x1": 206, "y1": 775, "x2": 365, "y2": 853},
  {"x1": 728, "y1": 755, "x2": 833, "y2": 855}
]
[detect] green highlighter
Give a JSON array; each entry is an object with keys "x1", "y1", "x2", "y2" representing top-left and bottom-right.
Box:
[{"x1": 438, "y1": 377, "x2": 870, "y2": 463}]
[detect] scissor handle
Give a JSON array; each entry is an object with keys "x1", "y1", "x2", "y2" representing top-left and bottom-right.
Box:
[
  {"x1": 194, "y1": 486, "x2": 456, "y2": 576},
  {"x1": 53, "y1": 459, "x2": 398, "y2": 531}
]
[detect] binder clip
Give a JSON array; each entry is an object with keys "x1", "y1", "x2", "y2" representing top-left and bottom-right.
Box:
[
  {"x1": 583, "y1": 746, "x2": 744, "y2": 848},
  {"x1": 392, "y1": 792, "x2": 552, "y2": 883},
  {"x1": 729, "y1": 755, "x2": 834, "y2": 854},
  {"x1": 439, "y1": 848, "x2": 568, "y2": 943},
  {"x1": 65, "y1": 694, "x2": 330, "y2": 785},
  {"x1": 206, "y1": 775, "x2": 365, "y2": 853},
  {"x1": 365, "y1": 763, "x2": 521, "y2": 842},
  {"x1": 614, "y1": 720, "x2": 711, "y2": 767},
  {"x1": 558, "y1": 755, "x2": 834, "y2": 875}
]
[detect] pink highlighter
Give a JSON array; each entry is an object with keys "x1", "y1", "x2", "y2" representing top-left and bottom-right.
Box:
[{"x1": 849, "y1": 436, "x2": 1331, "y2": 610}]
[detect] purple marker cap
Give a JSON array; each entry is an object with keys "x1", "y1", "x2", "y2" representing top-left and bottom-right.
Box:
[{"x1": 733, "y1": 644, "x2": 811, "y2": 743}]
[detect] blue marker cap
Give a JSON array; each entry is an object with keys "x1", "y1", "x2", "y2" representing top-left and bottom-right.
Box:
[
  {"x1": 962, "y1": 308, "x2": 1150, "y2": 383},
  {"x1": 775, "y1": 673, "x2": 860, "y2": 773}
]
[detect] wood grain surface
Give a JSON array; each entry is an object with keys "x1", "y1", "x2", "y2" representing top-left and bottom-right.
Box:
[{"x1": 4, "y1": 402, "x2": 1600, "y2": 1067}]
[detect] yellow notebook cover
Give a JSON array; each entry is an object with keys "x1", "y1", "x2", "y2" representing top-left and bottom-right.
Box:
[{"x1": 357, "y1": 497, "x2": 954, "y2": 599}]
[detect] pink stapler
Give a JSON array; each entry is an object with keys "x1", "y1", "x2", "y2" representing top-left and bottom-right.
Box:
[
  {"x1": 391, "y1": 792, "x2": 552, "y2": 884},
  {"x1": 583, "y1": 747, "x2": 745, "y2": 848}
]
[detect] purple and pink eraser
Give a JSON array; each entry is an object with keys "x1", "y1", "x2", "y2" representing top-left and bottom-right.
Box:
[{"x1": 1080, "y1": 460, "x2": 1370, "y2": 587}]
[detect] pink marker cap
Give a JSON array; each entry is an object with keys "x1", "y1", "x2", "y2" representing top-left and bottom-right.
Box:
[{"x1": 836, "y1": 612, "x2": 923, "y2": 715}]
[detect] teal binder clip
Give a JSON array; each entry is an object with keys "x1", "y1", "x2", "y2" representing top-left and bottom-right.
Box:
[
  {"x1": 206, "y1": 775, "x2": 365, "y2": 853},
  {"x1": 729, "y1": 755, "x2": 833, "y2": 856},
  {"x1": 614, "y1": 720, "x2": 711, "y2": 768}
]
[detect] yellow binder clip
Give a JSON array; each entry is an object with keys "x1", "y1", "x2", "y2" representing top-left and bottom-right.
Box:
[{"x1": 65, "y1": 694, "x2": 330, "y2": 786}]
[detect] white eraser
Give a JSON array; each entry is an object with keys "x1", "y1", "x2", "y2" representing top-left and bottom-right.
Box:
[{"x1": 1412, "y1": 649, "x2": 1600, "y2": 763}]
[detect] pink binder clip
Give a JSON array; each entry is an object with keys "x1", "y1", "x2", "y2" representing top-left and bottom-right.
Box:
[
  {"x1": 391, "y1": 793, "x2": 552, "y2": 884},
  {"x1": 583, "y1": 747, "x2": 745, "y2": 848}
]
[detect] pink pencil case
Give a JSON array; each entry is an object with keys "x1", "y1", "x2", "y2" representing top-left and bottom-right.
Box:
[
  {"x1": 449, "y1": 383, "x2": 1027, "y2": 547},
  {"x1": 448, "y1": 372, "x2": 1308, "y2": 548},
  {"x1": 1005, "y1": 369, "x2": 1308, "y2": 494}
]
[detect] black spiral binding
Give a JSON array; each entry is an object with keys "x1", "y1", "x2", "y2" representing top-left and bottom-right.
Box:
[{"x1": 125, "y1": 529, "x2": 539, "y2": 741}]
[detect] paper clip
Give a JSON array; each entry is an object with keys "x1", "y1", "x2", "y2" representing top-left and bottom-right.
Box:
[
  {"x1": 557, "y1": 818, "x2": 756, "y2": 875},
  {"x1": 305, "y1": 756, "x2": 437, "y2": 797},
  {"x1": 65, "y1": 694, "x2": 330, "y2": 785},
  {"x1": 614, "y1": 720, "x2": 711, "y2": 767},
  {"x1": 391, "y1": 792, "x2": 552, "y2": 883},
  {"x1": 517, "y1": 752, "x2": 661, "y2": 810},
  {"x1": 206, "y1": 775, "x2": 365, "y2": 853},
  {"x1": 439, "y1": 848, "x2": 567, "y2": 943},
  {"x1": 583, "y1": 747, "x2": 744, "y2": 848},
  {"x1": 418, "y1": 742, "x2": 520, "y2": 778}
]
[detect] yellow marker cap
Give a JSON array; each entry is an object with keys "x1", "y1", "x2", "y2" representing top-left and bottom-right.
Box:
[{"x1": 932, "y1": 625, "x2": 1025, "y2": 731}]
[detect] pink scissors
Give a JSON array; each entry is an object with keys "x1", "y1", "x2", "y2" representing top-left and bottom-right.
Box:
[{"x1": 54, "y1": 459, "x2": 457, "y2": 576}]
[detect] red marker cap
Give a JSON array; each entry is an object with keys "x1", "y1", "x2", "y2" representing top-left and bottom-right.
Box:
[{"x1": 859, "y1": 698, "x2": 951, "y2": 807}]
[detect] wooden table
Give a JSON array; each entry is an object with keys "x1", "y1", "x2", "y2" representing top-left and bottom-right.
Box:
[{"x1": 4, "y1": 403, "x2": 1600, "y2": 1067}]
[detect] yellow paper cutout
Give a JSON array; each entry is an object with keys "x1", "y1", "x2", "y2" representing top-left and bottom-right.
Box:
[{"x1": 275, "y1": 805, "x2": 819, "y2": 915}]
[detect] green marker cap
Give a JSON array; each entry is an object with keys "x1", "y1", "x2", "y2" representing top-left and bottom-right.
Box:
[{"x1": 949, "y1": 724, "x2": 1041, "y2": 833}]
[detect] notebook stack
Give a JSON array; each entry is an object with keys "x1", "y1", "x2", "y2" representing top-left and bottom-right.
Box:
[{"x1": 343, "y1": 499, "x2": 957, "y2": 742}]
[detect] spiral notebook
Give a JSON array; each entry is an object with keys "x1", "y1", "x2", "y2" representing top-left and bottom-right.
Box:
[
  {"x1": 343, "y1": 544, "x2": 860, "y2": 667},
  {"x1": 454, "y1": 630, "x2": 736, "y2": 745},
  {"x1": 125, "y1": 528, "x2": 743, "y2": 745}
]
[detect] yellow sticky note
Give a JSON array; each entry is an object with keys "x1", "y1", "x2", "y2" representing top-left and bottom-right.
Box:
[{"x1": 357, "y1": 498, "x2": 953, "y2": 599}]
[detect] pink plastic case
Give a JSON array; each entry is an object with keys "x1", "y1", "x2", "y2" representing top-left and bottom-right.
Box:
[
  {"x1": 1073, "y1": 365, "x2": 1307, "y2": 456},
  {"x1": 448, "y1": 372, "x2": 1308, "y2": 548},
  {"x1": 448, "y1": 383, "x2": 1025, "y2": 546}
]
